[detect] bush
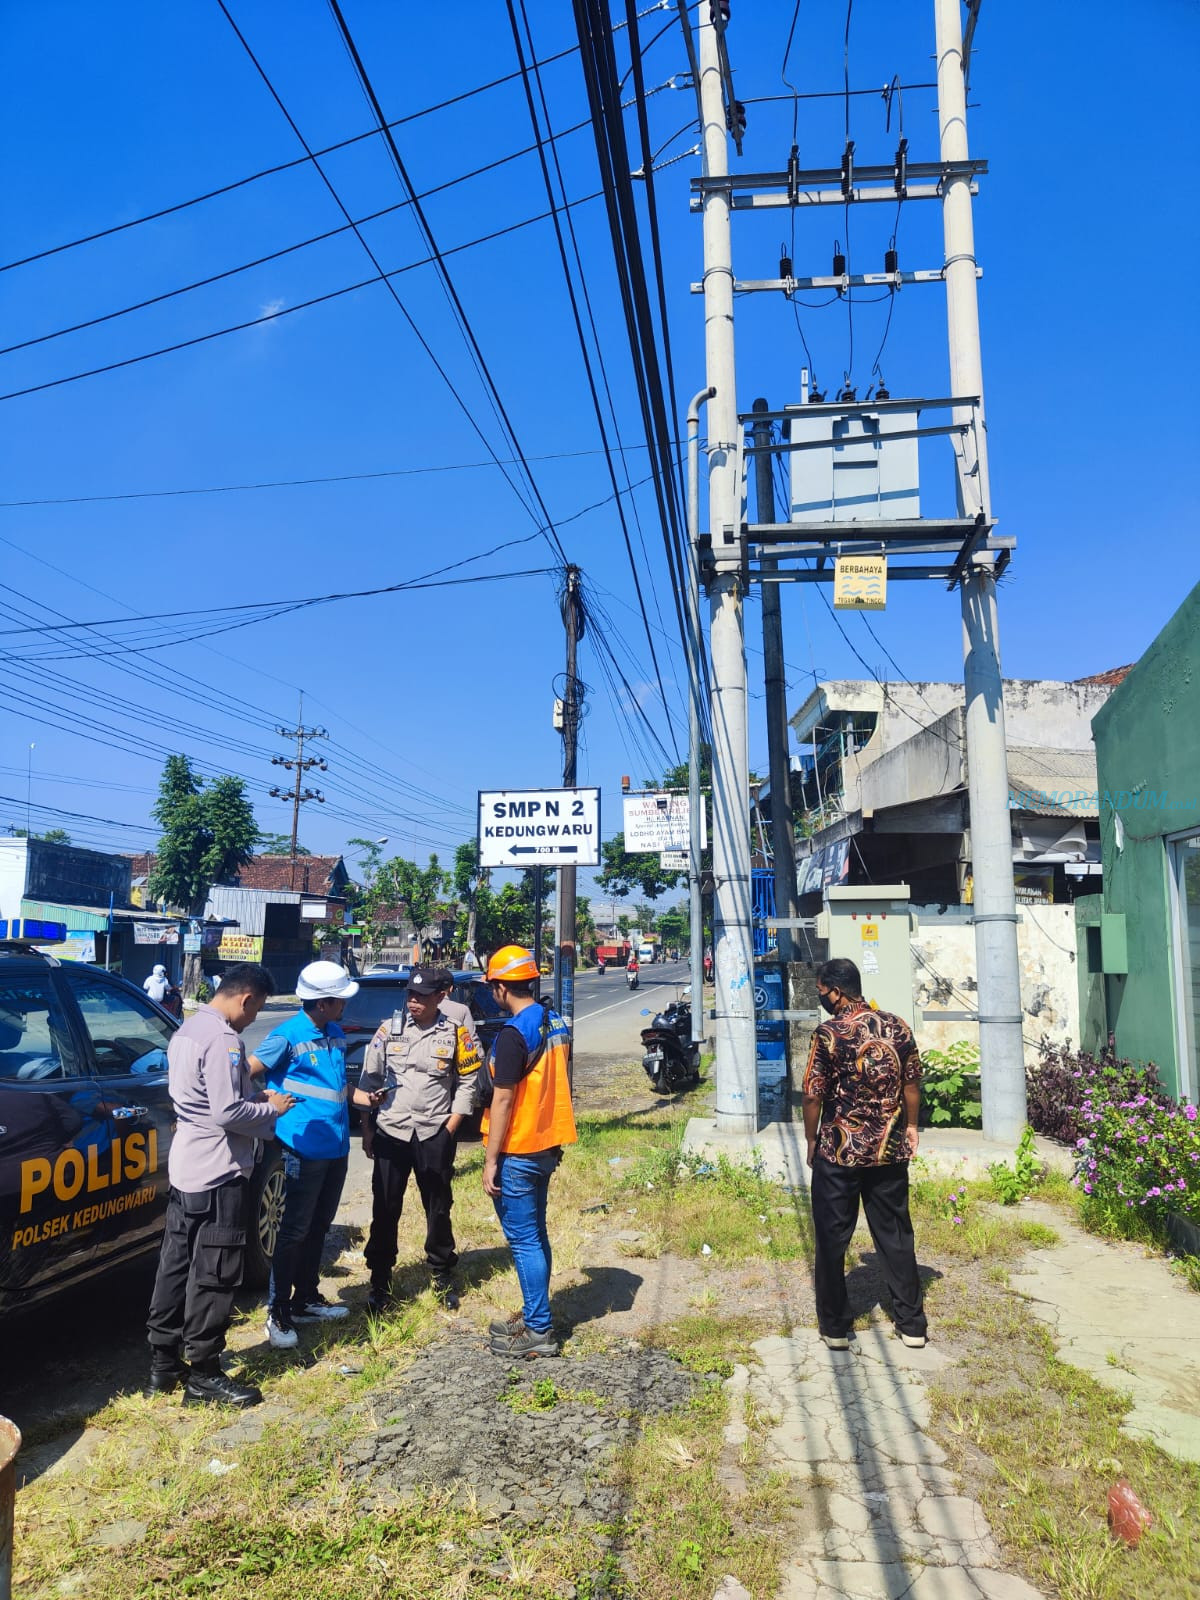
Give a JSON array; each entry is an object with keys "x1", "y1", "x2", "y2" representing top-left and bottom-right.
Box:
[
  {"x1": 921, "y1": 1043, "x2": 983, "y2": 1129},
  {"x1": 1076, "y1": 1084, "x2": 1200, "y2": 1230},
  {"x1": 1026, "y1": 1039, "x2": 1168, "y2": 1146}
]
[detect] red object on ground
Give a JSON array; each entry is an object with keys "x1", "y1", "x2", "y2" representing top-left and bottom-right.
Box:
[{"x1": 1107, "y1": 1481, "x2": 1153, "y2": 1546}]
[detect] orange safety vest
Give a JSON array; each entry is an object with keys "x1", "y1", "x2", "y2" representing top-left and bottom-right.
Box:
[{"x1": 481, "y1": 1003, "x2": 577, "y2": 1154}]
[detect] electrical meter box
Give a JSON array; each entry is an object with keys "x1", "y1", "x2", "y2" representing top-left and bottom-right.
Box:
[
  {"x1": 786, "y1": 400, "x2": 921, "y2": 524},
  {"x1": 816, "y1": 885, "x2": 916, "y2": 1026}
]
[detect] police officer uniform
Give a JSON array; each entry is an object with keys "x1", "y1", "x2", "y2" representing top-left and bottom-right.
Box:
[{"x1": 359, "y1": 966, "x2": 481, "y2": 1308}]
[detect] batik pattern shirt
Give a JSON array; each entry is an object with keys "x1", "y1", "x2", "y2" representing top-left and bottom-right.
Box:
[{"x1": 803, "y1": 1000, "x2": 921, "y2": 1166}]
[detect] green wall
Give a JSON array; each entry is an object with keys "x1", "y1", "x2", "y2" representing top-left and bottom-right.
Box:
[{"x1": 1090, "y1": 582, "x2": 1200, "y2": 1098}]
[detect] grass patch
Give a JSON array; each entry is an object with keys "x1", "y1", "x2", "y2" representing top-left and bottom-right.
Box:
[
  {"x1": 926, "y1": 1277, "x2": 1200, "y2": 1600},
  {"x1": 639, "y1": 1312, "x2": 777, "y2": 1379}
]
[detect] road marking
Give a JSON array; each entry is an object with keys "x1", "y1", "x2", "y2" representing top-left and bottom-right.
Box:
[{"x1": 575, "y1": 979, "x2": 690, "y2": 1025}]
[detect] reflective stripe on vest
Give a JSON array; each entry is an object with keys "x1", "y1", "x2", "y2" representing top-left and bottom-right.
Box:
[{"x1": 281, "y1": 1076, "x2": 347, "y2": 1104}]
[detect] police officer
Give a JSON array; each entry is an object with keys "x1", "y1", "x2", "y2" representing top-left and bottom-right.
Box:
[
  {"x1": 146, "y1": 963, "x2": 294, "y2": 1407},
  {"x1": 248, "y1": 960, "x2": 359, "y2": 1350},
  {"x1": 432, "y1": 965, "x2": 481, "y2": 1051},
  {"x1": 354, "y1": 965, "x2": 481, "y2": 1312}
]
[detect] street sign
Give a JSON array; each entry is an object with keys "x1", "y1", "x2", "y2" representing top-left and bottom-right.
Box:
[
  {"x1": 478, "y1": 787, "x2": 601, "y2": 869},
  {"x1": 623, "y1": 792, "x2": 707, "y2": 853}
]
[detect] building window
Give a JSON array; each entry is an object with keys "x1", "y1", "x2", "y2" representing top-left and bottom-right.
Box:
[{"x1": 1168, "y1": 830, "x2": 1200, "y2": 1104}]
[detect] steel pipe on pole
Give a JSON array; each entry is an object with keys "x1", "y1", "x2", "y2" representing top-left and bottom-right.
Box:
[
  {"x1": 687, "y1": 385, "x2": 714, "y2": 1045},
  {"x1": 936, "y1": 0, "x2": 1026, "y2": 1141},
  {"x1": 700, "y1": 10, "x2": 757, "y2": 1133}
]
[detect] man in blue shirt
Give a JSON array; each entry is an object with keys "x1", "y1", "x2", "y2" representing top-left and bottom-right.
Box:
[{"x1": 249, "y1": 960, "x2": 358, "y2": 1349}]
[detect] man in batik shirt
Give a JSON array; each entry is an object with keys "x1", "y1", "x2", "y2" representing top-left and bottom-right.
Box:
[{"x1": 802, "y1": 957, "x2": 927, "y2": 1351}]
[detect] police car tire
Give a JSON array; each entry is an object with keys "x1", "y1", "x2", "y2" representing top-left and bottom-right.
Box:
[{"x1": 243, "y1": 1145, "x2": 286, "y2": 1291}]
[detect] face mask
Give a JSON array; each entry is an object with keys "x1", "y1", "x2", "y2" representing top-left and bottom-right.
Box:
[{"x1": 818, "y1": 991, "x2": 838, "y2": 1015}]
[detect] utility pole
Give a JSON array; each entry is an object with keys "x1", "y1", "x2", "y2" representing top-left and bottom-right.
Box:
[
  {"x1": 751, "y1": 399, "x2": 799, "y2": 968},
  {"x1": 700, "y1": 9, "x2": 757, "y2": 1134},
  {"x1": 270, "y1": 716, "x2": 328, "y2": 892},
  {"x1": 554, "y1": 566, "x2": 583, "y2": 1053},
  {"x1": 936, "y1": 0, "x2": 1025, "y2": 1142},
  {"x1": 687, "y1": 386, "x2": 714, "y2": 1046}
]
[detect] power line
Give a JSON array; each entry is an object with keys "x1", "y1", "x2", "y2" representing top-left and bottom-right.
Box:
[
  {"x1": 322, "y1": 0, "x2": 573, "y2": 569},
  {"x1": 0, "y1": 443, "x2": 677, "y2": 511},
  {"x1": 0, "y1": 124, "x2": 604, "y2": 359},
  {"x1": 0, "y1": 41, "x2": 591, "y2": 276},
  {"x1": 506, "y1": 0, "x2": 681, "y2": 758},
  {"x1": 0, "y1": 188, "x2": 605, "y2": 407}
]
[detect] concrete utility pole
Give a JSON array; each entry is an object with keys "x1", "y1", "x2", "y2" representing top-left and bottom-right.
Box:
[
  {"x1": 936, "y1": 0, "x2": 1026, "y2": 1141},
  {"x1": 751, "y1": 399, "x2": 799, "y2": 968},
  {"x1": 270, "y1": 717, "x2": 328, "y2": 892},
  {"x1": 554, "y1": 565, "x2": 582, "y2": 1052},
  {"x1": 700, "y1": 9, "x2": 757, "y2": 1134},
  {"x1": 687, "y1": 386, "x2": 714, "y2": 1046}
]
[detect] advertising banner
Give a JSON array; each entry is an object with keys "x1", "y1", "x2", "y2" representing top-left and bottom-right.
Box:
[
  {"x1": 216, "y1": 933, "x2": 264, "y2": 963},
  {"x1": 623, "y1": 792, "x2": 707, "y2": 853},
  {"x1": 133, "y1": 922, "x2": 179, "y2": 946}
]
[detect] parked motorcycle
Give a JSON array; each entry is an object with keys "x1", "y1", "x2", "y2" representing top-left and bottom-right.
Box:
[
  {"x1": 626, "y1": 966, "x2": 639, "y2": 991},
  {"x1": 641, "y1": 998, "x2": 700, "y2": 1094}
]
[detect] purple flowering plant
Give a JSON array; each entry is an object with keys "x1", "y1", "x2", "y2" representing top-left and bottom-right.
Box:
[{"x1": 1029, "y1": 1041, "x2": 1200, "y2": 1232}]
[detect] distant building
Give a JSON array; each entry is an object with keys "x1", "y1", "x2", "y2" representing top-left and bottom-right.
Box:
[
  {"x1": 0, "y1": 838, "x2": 183, "y2": 983},
  {"x1": 234, "y1": 854, "x2": 350, "y2": 897},
  {"x1": 788, "y1": 675, "x2": 1128, "y2": 907}
]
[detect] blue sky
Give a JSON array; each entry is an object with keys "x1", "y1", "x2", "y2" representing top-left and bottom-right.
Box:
[{"x1": 1, "y1": 1, "x2": 1196, "y2": 904}]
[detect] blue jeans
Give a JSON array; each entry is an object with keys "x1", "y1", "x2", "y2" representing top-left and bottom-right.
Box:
[
  {"x1": 492, "y1": 1147, "x2": 562, "y2": 1334},
  {"x1": 268, "y1": 1149, "x2": 348, "y2": 1315}
]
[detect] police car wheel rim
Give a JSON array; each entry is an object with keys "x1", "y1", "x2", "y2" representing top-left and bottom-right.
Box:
[{"x1": 258, "y1": 1166, "x2": 286, "y2": 1258}]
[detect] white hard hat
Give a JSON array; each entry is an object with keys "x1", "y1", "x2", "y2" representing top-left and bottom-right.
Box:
[{"x1": 296, "y1": 960, "x2": 359, "y2": 1001}]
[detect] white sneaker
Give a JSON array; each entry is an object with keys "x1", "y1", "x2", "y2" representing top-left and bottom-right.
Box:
[
  {"x1": 292, "y1": 1295, "x2": 348, "y2": 1322},
  {"x1": 899, "y1": 1332, "x2": 927, "y2": 1349},
  {"x1": 821, "y1": 1334, "x2": 851, "y2": 1350},
  {"x1": 266, "y1": 1312, "x2": 299, "y2": 1350}
]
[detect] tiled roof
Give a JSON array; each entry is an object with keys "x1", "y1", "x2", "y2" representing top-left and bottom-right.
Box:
[
  {"x1": 236, "y1": 855, "x2": 343, "y2": 893},
  {"x1": 1073, "y1": 665, "x2": 1134, "y2": 688}
]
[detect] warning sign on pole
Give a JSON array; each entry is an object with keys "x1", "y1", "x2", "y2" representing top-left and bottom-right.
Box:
[{"x1": 833, "y1": 554, "x2": 887, "y2": 610}]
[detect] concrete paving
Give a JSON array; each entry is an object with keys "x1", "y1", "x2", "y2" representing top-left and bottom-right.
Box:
[
  {"x1": 1008, "y1": 1200, "x2": 1200, "y2": 1465},
  {"x1": 682, "y1": 1119, "x2": 1073, "y2": 1189},
  {"x1": 725, "y1": 1329, "x2": 1046, "y2": 1600}
]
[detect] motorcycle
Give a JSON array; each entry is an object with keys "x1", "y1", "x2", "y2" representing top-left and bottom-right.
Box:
[
  {"x1": 641, "y1": 997, "x2": 700, "y2": 1094},
  {"x1": 626, "y1": 966, "x2": 639, "y2": 991},
  {"x1": 597, "y1": 958, "x2": 606, "y2": 976}
]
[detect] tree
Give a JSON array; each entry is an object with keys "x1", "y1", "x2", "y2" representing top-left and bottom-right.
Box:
[
  {"x1": 10, "y1": 827, "x2": 71, "y2": 843},
  {"x1": 452, "y1": 840, "x2": 487, "y2": 959},
  {"x1": 256, "y1": 831, "x2": 310, "y2": 856},
  {"x1": 657, "y1": 902, "x2": 689, "y2": 950},
  {"x1": 148, "y1": 755, "x2": 258, "y2": 915},
  {"x1": 352, "y1": 851, "x2": 451, "y2": 963},
  {"x1": 633, "y1": 902, "x2": 658, "y2": 931},
  {"x1": 595, "y1": 831, "x2": 682, "y2": 901}
]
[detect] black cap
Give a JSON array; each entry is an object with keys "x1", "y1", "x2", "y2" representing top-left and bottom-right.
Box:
[{"x1": 408, "y1": 965, "x2": 443, "y2": 996}]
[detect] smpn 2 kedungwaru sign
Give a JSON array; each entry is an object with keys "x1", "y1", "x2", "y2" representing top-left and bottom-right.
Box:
[{"x1": 477, "y1": 788, "x2": 601, "y2": 869}]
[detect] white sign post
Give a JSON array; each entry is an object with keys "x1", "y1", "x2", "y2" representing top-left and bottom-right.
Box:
[
  {"x1": 622, "y1": 792, "x2": 707, "y2": 853},
  {"x1": 478, "y1": 787, "x2": 601, "y2": 869}
]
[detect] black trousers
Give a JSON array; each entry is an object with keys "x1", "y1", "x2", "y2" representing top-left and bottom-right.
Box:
[
  {"x1": 811, "y1": 1157, "x2": 927, "y2": 1339},
  {"x1": 364, "y1": 1125, "x2": 457, "y2": 1283},
  {"x1": 146, "y1": 1177, "x2": 248, "y2": 1365}
]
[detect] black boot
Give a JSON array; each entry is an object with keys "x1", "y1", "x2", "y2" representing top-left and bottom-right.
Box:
[
  {"x1": 145, "y1": 1349, "x2": 188, "y2": 1396},
  {"x1": 433, "y1": 1278, "x2": 460, "y2": 1311},
  {"x1": 367, "y1": 1277, "x2": 394, "y2": 1314},
  {"x1": 183, "y1": 1358, "x2": 262, "y2": 1409}
]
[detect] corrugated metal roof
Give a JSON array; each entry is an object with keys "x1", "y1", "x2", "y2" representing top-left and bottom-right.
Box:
[{"x1": 1007, "y1": 746, "x2": 1099, "y2": 816}]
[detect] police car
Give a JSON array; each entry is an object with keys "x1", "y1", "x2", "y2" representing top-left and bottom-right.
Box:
[{"x1": 0, "y1": 936, "x2": 282, "y2": 1312}]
